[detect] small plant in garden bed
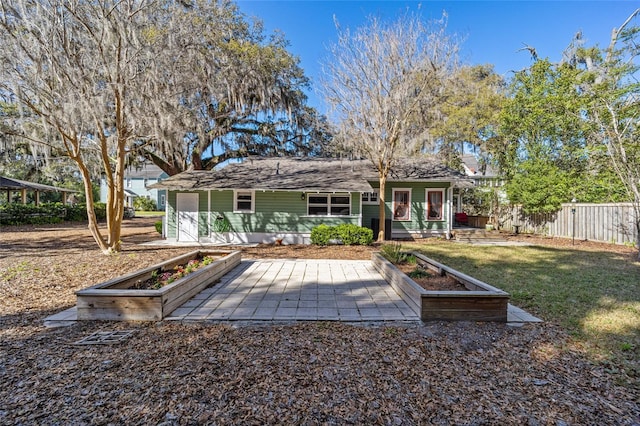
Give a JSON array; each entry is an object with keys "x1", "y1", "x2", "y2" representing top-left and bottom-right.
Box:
[
  {"x1": 381, "y1": 242, "x2": 415, "y2": 264},
  {"x1": 382, "y1": 243, "x2": 468, "y2": 291},
  {"x1": 407, "y1": 267, "x2": 429, "y2": 280},
  {"x1": 130, "y1": 256, "x2": 216, "y2": 290}
]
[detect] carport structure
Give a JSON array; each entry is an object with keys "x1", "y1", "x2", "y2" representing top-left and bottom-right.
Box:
[{"x1": 0, "y1": 176, "x2": 79, "y2": 205}]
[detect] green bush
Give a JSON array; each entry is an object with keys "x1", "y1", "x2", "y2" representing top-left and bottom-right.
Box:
[
  {"x1": 0, "y1": 203, "x2": 66, "y2": 225},
  {"x1": 93, "y1": 202, "x2": 107, "y2": 221},
  {"x1": 134, "y1": 197, "x2": 157, "y2": 211},
  {"x1": 311, "y1": 224, "x2": 373, "y2": 246},
  {"x1": 310, "y1": 224, "x2": 339, "y2": 246},
  {"x1": 155, "y1": 220, "x2": 163, "y2": 234},
  {"x1": 0, "y1": 201, "x2": 108, "y2": 225},
  {"x1": 336, "y1": 223, "x2": 374, "y2": 245},
  {"x1": 64, "y1": 203, "x2": 87, "y2": 222}
]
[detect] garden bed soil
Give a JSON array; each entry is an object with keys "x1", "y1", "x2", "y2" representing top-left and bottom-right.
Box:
[
  {"x1": 372, "y1": 253, "x2": 510, "y2": 322},
  {"x1": 394, "y1": 262, "x2": 468, "y2": 291},
  {"x1": 75, "y1": 250, "x2": 241, "y2": 321}
]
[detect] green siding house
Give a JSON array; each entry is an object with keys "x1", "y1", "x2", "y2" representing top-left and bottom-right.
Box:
[{"x1": 150, "y1": 157, "x2": 470, "y2": 244}]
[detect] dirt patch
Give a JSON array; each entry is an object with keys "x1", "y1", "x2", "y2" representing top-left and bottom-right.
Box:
[
  {"x1": 505, "y1": 232, "x2": 638, "y2": 255},
  {"x1": 238, "y1": 242, "x2": 376, "y2": 260}
]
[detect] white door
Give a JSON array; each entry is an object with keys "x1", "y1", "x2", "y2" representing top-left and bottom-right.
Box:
[{"x1": 177, "y1": 193, "x2": 199, "y2": 242}]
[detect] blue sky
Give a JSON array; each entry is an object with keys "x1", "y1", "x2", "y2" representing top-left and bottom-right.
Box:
[{"x1": 236, "y1": 1, "x2": 638, "y2": 112}]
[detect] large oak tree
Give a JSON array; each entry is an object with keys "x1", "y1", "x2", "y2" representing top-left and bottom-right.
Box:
[{"x1": 0, "y1": 0, "x2": 324, "y2": 253}]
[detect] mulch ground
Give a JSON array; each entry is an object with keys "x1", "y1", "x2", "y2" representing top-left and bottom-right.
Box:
[{"x1": 0, "y1": 218, "x2": 638, "y2": 425}]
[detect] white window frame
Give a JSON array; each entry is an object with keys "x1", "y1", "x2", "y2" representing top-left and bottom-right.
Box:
[
  {"x1": 307, "y1": 193, "x2": 351, "y2": 216},
  {"x1": 362, "y1": 190, "x2": 380, "y2": 205},
  {"x1": 160, "y1": 194, "x2": 166, "y2": 207},
  {"x1": 392, "y1": 188, "x2": 411, "y2": 221},
  {"x1": 233, "y1": 190, "x2": 255, "y2": 213},
  {"x1": 426, "y1": 189, "x2": 445, "y2": 221}
]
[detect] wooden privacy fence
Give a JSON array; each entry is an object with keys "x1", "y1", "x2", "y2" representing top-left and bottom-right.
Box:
[{"x1": 500, "y1": 203, "x2": 638, "y2": 245}]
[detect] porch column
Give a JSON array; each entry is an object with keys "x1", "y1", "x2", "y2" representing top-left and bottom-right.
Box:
[
  {"x1": 21, "y1": 189, "x2": 27, "y2": 204},
  {"x1": 447, "y1": 187, "x2": 453, "y2": 239}
]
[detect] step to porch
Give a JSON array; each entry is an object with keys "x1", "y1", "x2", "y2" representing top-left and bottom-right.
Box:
[{"x1": 452, "y1": 228, "x2": 508, "y2": 244}]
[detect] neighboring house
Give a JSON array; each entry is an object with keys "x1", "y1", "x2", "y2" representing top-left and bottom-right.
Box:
[
  {"x1": 100, "y1": 164, "x2": 168, "y2": 210},
  {"x1": 452, "y1": 154, "x2": 506, "y2": 214},
  {"x1": 150, "y1": 157, "x2": 471, "y2": 244},
  {"x1": 461, "y1": 154, "x2": 503, "y2": 188}
]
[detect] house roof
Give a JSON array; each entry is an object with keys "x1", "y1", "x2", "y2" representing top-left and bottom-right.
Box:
[
  {"x1": 0, "y1": 176, "x2": 79, "y2": 193},
  {"x1": 150, "y1": 157, "x2": 471, "y2": 192},
  {"x1": 461, "y1": 154, "x2": 498, "y2": 177},
  {"x1": 124, "y1": 163, "x2": 168, "y2": 179}
]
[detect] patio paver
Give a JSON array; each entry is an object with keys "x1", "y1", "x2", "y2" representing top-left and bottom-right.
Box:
[{"x1": 165, "y1": 259, "x2": 421, "y2": 322}]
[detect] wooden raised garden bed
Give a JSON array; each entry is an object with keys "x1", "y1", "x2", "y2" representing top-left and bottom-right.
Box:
[
  {"x1": 372, "y1": 252, "x2": 509, "y2": 322},
  {"x1": 76, "y1": 250, "x2": 241, "y2": 321}
]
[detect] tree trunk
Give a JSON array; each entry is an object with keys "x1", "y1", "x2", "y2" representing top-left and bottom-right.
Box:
[
  {"x1": 76, "y1": 160, "x2": 110, "y2": 253},
  {"x1": 106, "y1": 156, "x2": 124, "y2": 253}
]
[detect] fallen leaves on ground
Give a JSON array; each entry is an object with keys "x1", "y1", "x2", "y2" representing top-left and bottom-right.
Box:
[{"x1": 0, "y1": 218, "x2": 638, "y2": 425}]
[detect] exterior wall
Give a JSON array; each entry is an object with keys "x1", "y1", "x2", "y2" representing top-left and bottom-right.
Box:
[
  {"x1": 165, "y1": 183, "x2": 451, "y2": 243},
  {"x1": 369, "y1": 181, "x2": 451, "y2": 238},
  {"x1": 166, "y1": 191, "x2": 177, "y2": 239},
  {"x1": 165, "y1": 190, "x2": 208, "y2": 240},
  {"x1": 100, "y1": 176, "x2": 167, "y2": 209},
  {"x1": 167, "y1": 189, "x2": 362, "y2": 243},
  {"x1": 211, "y1": 190, "x2": 361, "y2": 233},
  {"x1": 198, "y1": 191, "x2": 209, "y2": 238}
]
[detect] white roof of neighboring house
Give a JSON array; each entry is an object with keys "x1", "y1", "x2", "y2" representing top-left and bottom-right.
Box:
[
  {"x1": 124, "y1": 164, "x2": 167, "y2": 179},
  {"x1": 461, "y1": 154, "x2": 498, "y2": 177}
]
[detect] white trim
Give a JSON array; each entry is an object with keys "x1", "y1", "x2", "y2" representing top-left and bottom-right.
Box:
[
  {"x1": 208, "y1": 190, "x2": 212, "y2": 235},
  {"x1": 392, "y1": 188, "x2": 412, "y2": 221},
  {"x1": 361, "y1": 190, "x2": 380, "y2": 205},
  {"x1": 233, "y1": 189, "x2": 255, "y2": 213},
  {"x1": 176, "y1": 192, "x2": 199, "y2": 242},
  {"x1": 425, "y1": 188, "x2": 445, "y2": 221},
  {"x1": 358, "y1": 191, "x2": 363, "y2": 227},
  {"x1": 204, "y1": 231, "x2": 311, "y2": 245},
  {"x1": 447, "y1": 187, "x2": 453, "y2": 239}
]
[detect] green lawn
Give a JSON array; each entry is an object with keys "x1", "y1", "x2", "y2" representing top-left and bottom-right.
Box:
[
  {"x1": 402, "y1": 240, "x2": 640, "y2": 382},
  {"x1": 134, "y1": 210, "x2": 165, "y2": 217}
]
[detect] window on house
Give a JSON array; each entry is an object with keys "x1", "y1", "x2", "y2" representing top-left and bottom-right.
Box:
[
  {"x1": 393, "y1": 189, "x2": 411, "y2": 221},
  {"x1": 362, "y1": 190, "x2": 379, "y2": 205},
  {"x1": 234, "y1": 190, "x2": 254, "y2": 213},
  {"x1": 126, "y1": 179, "x2": 132, "y2": 188},
  {"x1": 307, "y1": 193, "x2": 351, "y2": 216},
  {"x1": 426, "y1": 189, "x2": 444, "y2": 220},
  {"x1": 160, "y1": 194, "x2": 166, "y2": 207}
]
